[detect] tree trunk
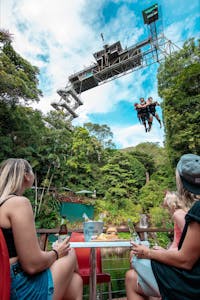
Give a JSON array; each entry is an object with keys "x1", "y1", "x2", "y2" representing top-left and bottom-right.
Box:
[{"x1": 146, "y1": 171, "x2": 150, "y2": 184}]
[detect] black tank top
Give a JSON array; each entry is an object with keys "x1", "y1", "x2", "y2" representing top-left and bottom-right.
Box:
[
  {"x1": 0, "y1": 195, "x2": 17, "y2": 258},
  {"x1": 148, "y1": 102, "x2": 156, "y2": 114}
]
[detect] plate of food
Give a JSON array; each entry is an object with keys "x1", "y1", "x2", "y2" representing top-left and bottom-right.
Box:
[{"x1": 91, "y1": 232, "x2": 125, "y2": 242}]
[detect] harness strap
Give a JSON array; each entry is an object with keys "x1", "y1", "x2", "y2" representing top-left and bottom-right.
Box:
[{"x1": 0, "y1": 195, "x2": 17, "y2": 207}]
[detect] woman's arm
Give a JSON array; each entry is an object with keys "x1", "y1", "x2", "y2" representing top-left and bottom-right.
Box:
[
  {"x1": 173, "y1": 209, "x2": 186, "y2": 231},
  {"x1": 169, "y1": 209, "x2": 186, "y2": 249},
  {"x1": 131, "y1": 221, "x2": 200, "y2": 270},
  {"x1": 9, "y1": 197, "x2": 70, "y2": 274}
]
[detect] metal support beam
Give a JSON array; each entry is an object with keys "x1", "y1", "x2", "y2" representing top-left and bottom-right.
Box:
[{"x1": 52, "y1": 4, "x2": 180, "y2": 122}]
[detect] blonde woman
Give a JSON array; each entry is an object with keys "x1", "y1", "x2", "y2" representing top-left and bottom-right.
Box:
[
  {"x1": 163, "y1": 191, "x2": 189, "y2": 250},
  {"x1": 0, "y1": 158, "x2": 83, "y2": 300},
  {"x1": 125, "y1": 153, "x2": 200, "y2": 300}
]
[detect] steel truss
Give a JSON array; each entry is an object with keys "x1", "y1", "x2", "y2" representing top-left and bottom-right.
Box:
[{"x1": 52, "y1": 5, "x2": 180, "y2": 121}]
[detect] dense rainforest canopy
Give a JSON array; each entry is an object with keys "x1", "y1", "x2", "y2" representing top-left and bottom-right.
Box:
[
  {"x1": 0, "y1": 31, "x2": 199, "y2": 229},
  {"x1": 158, "y1": 38, "x2": 200, "y2": 165}
]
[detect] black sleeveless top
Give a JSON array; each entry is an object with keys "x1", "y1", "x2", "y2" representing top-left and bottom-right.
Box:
[
  {"x1": 0, "y1": 195, "x2": 17, "y2": 258},
  {"x1": 151, "y1": 201, "x2": 200, "y2": 300},
  {"x1": 148, "y1": 102, "x2": 157, "y2": 114}
]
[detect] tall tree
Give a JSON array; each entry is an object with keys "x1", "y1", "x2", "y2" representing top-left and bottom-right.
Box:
[
  {"x1": 65, "y1": 127, "x2": 105, "y2": 190},
  {"x1": 100, "y1": 151, "x2": 146, "y2": 203},
  {"x1": 84, "y1": 122, "x2": 115, "y2": 149},
  {"x1": 0, "y1": 103, "x2": 46, "y2": 162},
  {"x1": 0, "y1": 29, "x2": 42, "y2": 104},
  {"x1": 157, "y1": 38, "x2": 200, "y2": 166}
]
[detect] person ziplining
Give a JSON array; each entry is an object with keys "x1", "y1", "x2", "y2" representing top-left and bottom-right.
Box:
[
  {"x1": 134, "y1": 97, "x2": 162, "y2": 133},
  {"x1": 134, "y1": 98, "x2": 151, "y2": 133},
  {"x1": 146, "y1": 97, "x2": 162, "y2": 129},
  {"x1": 134, "y1": 103, "x2": 142, "y2": 124}
]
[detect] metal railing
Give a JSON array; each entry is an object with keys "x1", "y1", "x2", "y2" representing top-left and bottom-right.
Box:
[{"x1": 82, "y1": 253, "x2": 129, "y2": 300}]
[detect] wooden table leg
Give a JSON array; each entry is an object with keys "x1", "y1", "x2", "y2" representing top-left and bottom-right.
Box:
[
  {"x1": 38, "y1": 233, "x2": 48, "y2": 250},
  {"x1": 89, "y1": 247, "x2": 97, "y2": 300}
]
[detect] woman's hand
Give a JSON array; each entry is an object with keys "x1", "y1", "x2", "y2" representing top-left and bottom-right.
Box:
[
  {"x1": 52, "y1": 236, "x2": 71, "y2": 259},
  {"x1": 130, "y1": 242, "x2": 150, "y2": 259}
]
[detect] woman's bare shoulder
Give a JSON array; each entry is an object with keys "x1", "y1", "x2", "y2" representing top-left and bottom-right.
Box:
[
  {"x1": 10, "y1": 195, "x2": 30, "y2": 204},
  {"x1": 7, "y1": 196, "x2": 32, "y2": 214},
  {"x1": 173, "y1": 208, "x2": 186, "y2": 216},
  {"x1": 172, "y1": 209, "x2": 186, "y2": 222}
]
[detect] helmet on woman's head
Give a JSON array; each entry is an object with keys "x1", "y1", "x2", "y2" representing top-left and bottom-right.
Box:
[{"x1": 177, "y1": 154, "x2": 200, "y2": 195}]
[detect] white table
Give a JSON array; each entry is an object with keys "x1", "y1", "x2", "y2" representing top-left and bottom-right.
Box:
[{"x1": 70, "y1": 241, "x2": 131, "y2": 300}]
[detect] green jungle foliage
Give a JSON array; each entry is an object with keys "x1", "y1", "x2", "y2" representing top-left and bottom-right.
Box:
[
  {"x1": 0, "y1": 32, "x2": 199, "y2": 231},
  {"x1": 158, "y1": 38, "x2": 200, "y2": 166},
  {"x1": 0, "y1": 32, "x2": 42, "y2": 104}
]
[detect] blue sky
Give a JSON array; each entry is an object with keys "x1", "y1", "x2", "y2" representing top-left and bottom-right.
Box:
[{"x1": 1, "y1": 0, "x2": 200, "y2": 148}]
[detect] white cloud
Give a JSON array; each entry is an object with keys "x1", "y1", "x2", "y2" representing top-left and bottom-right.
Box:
[
  {"x1": 164, "y1": 13, "x2": 200, "y2": 47},
  {"x1": 112, "y1": 123, "x2": 164, "y2": 148},
  {"x1": 100, "y1": 4, "x2": 144, "y2": 47}
]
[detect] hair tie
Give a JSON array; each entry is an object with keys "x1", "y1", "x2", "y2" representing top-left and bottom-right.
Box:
[{"x1": 52, "y1": 249, "x2": 59, "y2": 260}]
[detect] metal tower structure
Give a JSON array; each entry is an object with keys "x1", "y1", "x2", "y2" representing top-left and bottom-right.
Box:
[{"x1": 52, "y1": 3, "x2": 179, "y2": 121}]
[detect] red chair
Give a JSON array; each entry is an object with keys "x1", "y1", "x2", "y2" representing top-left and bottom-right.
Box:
[
  {"x1": 70, "y1": 232, "x2": 112, "y2": 300},
  {"x1": 0, "y1": 228, "x2": 10, "y2": 300}
]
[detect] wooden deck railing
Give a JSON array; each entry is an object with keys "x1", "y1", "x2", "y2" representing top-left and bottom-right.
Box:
[{"x1": 37, "y1": 226, "x2": 173, "y2": 250}]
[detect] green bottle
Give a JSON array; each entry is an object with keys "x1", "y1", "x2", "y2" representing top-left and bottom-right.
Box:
[{"x1": 58, "y1": 216, "x2": 68, "y2": 242}]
